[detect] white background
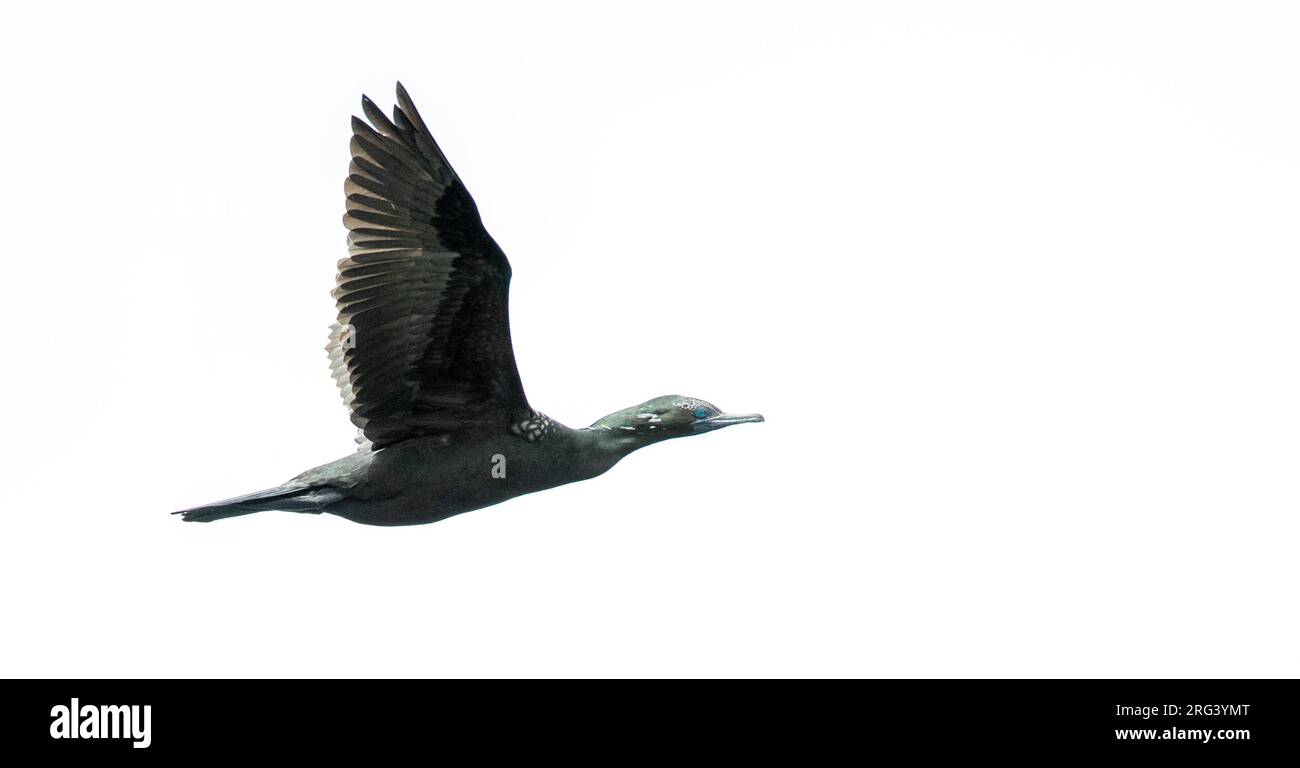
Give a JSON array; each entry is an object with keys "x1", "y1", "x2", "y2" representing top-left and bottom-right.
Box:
[{"x1": 2, "y1": 1, "x2": 1298, "y2": 678}]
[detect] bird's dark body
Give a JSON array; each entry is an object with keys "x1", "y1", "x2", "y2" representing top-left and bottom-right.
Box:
[
  {"x1": 174, "y1": 84, "x2": 761, "y2": 527},
  {"x1": 299, "y1": 425, "x2": 622, "y2": 526}
]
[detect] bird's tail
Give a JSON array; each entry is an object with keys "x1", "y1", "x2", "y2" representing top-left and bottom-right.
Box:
[{"x1": 173, "y1": 485, "x2": 345, "y2": 523}]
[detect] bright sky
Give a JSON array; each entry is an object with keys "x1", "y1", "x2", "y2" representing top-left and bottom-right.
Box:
[{"x1": 3, "y1": 1, "x2": 1299, "y2": 677}]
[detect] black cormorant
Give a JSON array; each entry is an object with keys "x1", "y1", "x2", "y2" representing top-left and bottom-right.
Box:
[{"x1": 175, "y1": 84, "x2": 763, "y2": 526}]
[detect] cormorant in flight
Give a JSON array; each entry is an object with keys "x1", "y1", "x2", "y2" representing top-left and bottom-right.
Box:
[{"x1": 175, "y1": 84, "x2": 763, "y2": 526}]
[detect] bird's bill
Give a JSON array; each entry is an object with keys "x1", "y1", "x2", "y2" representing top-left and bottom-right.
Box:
[{"x1": 693, "y1": 412, "x2": 765, "y2": 433}]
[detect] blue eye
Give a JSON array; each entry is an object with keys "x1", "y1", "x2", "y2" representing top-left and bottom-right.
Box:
[{"x1": 694, "y1": 408, "x2": 708, "y2": 419}]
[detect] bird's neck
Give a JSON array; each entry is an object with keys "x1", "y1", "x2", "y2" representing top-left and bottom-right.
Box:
[{"x1": 571, "y1": 425, "x2": 658, "y2": 470}]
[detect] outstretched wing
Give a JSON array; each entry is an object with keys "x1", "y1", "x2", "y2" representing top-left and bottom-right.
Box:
[{"x1": 327, "y1": 83, "x2": 530, "y2": 449}]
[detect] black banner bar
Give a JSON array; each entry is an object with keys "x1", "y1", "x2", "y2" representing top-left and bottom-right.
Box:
[{"x1": 2, "y1": 680, "x2": 1292, "y2": 757}]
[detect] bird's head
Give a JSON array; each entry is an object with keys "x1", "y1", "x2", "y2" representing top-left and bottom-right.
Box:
[{"x1": 591, "y1": 395, "x2": 764, "y2": 443}]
